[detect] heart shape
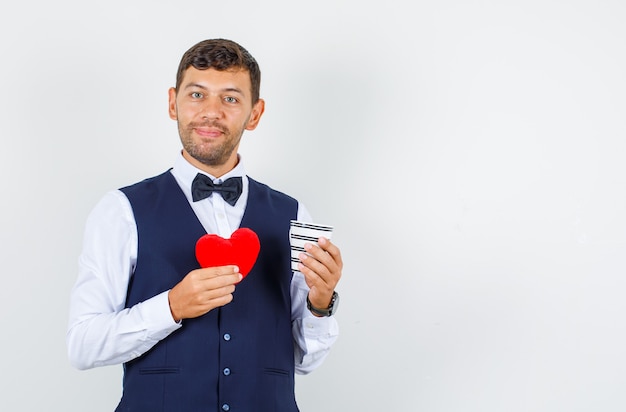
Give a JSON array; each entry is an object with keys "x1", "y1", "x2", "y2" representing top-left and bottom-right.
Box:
[{"x1": 195, "y1": 228, "x2": 261, "y2": 279}]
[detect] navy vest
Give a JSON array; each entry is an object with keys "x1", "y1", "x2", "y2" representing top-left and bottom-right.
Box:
[{"x1": 116, "y1": 171, "x2": 299, "y2": 412}]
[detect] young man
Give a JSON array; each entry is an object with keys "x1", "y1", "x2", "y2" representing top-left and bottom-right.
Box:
[{"x1": 67, "y1": 38, "x2": 342, "y2": 412}]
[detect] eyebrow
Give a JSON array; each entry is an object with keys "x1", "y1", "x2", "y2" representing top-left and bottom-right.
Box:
[{"x1": 183, "y1": 83, "x2": 245, "y2": 96}]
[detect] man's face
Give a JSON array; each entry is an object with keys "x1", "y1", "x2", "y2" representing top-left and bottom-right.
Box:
[{"x1": 169, "y1": 67, "x2": 264, "y2": 174}]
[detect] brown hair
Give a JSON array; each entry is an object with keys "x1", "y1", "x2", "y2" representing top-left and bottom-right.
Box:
[{"x1": 175, "y1": 39, "x2": 261, "y2": 104}]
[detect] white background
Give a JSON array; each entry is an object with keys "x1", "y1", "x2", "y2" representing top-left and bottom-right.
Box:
[{"x1": 2, "y1": 1, "x2": 626, "y2": 411}]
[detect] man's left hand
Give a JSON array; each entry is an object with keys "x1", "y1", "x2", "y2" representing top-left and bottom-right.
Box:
[{"x1": 298, "y1": 237, "x2": 343, "y2": 314}]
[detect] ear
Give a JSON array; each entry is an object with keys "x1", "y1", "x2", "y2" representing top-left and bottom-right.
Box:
[
  {"x1": 168, "y1": 87, "x2": 178, "y2": 120},
  {"x1": 245, "y1": 98, "x2": 265, "y2": 131}
]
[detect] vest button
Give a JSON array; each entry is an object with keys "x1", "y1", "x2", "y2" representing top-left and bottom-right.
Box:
[
  {"x1": 223, "y1": 367, "x2": 231, "y2": 376},
  {"x1": 222, "y1": 403, "x2": 230, "y2": 411},
  {"x1": 223, "y1": 333, "x2": 231, "y2": 341}
]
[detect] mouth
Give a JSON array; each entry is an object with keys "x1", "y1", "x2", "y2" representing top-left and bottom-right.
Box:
[
  {"x1": 193, "y1": 126, "x2": 224, "y2": 138},
  {"x1": 189, "y1": 121, "x2": 227, "y2": 138}
]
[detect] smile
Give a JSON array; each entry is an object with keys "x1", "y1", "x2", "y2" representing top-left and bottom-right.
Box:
[{"x1": 193, "y1": 127, "x2": 224, "y2": 138}]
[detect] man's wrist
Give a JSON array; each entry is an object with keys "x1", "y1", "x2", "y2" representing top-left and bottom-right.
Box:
[
  {"x1": 306, "y1": 291, "x2": 339, "y2": 317},
  {"x1": 167, "y1": 289, "x2": 182, "y2": 323}
]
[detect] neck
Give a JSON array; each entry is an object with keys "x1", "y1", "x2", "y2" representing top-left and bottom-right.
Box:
[{"x1": 182, "y1": 150, "x2": 238, "y2": 178}]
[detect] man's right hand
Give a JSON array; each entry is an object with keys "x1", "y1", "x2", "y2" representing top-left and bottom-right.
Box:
[{"x1": 167, "y1": 265, "x2": 242, "y2": 322}]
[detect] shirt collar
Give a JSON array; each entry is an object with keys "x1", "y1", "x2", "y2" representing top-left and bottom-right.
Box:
[{"x1": 172, "y1": 151, "x2": 247, "y2": 190}]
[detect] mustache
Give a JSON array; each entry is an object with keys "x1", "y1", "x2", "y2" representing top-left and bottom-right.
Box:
[{"x1": 187, "y1": 121, "x2": 228, "y2": 133}]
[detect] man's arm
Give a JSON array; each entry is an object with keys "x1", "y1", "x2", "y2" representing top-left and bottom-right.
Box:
[
  {"x1": 66, "y1": 190, "x2": 181, "y2": 370},
  {"x1": 291, "y1": 272, "x2": 339, "y2": 374},
  {"x1": 291, "y1": 203, "x2": 341, "y2": 374}
]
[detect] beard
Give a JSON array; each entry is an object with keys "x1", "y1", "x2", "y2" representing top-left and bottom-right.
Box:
[{"x1": 178, "y1": 120, "x2": 244, "y2": 167}]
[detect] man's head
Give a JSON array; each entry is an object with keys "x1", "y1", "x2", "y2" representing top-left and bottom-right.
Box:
[
  {"x1": 175, "y1": 38, "x2": 261, "y2": 104},
  {"x1": 169, "y1": 39, "x2": 265, "y2": 177}
]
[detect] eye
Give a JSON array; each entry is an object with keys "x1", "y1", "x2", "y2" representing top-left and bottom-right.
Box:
[
  {"x1": 224, "y1": 96, "x2": 238, "y2": 104},
  {"x1": 191, "y1": 92, "x2": 203, "y2": 99}
]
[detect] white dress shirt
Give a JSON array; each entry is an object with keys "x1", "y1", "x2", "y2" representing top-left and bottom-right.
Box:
[{"x1": 67, "y1": 152, "x2": 338, "y2": 375}]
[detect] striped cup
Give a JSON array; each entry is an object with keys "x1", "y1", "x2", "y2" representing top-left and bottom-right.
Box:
[{"x1": 289, "y1": 220, "x2": 334, "y2": 272}]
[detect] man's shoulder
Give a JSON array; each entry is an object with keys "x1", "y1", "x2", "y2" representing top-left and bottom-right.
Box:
[
  {"x1": 119, "y1": 170, "x2": 173, "y2": 194},
  {"x1": 247, "y1": 176, "x2": 297, "y2": 204}
]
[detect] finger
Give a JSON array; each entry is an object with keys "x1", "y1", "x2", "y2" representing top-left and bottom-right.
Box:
[
  {"x1": 200, "y1": 284, "x2": 237, "y2": 302},
  {"x1": 195, "y1": 265, "x2": 241, "y2": 280},
  {"x1": 303, "y1": 242, "x2": 338, "y2": 273},
  {"x1": 187, "y1": 271, "x2": 242, "y2": 294},
  {"x1": 176, "y1": 285, "x2": 236, "y2": 320},
  {"x1": 206, "y1": 293, "x2": 235, "y2": 309},
  {"x1": 298, "y1": 251, "x2": 332, "y2": 285},
  {"x1": 317, "y1": 238, "x2": 343, "y2": 268}
]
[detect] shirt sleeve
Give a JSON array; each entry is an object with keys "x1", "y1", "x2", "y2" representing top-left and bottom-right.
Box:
[
  {"x1": 66, "y1": 190, "x2": 181, "y2": 370},
  {"x1": 291, "y1": 202, "x2": 339, "y2": 375}
]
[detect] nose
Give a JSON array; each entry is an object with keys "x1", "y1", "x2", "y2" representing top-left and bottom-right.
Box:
[{"x1": 201, "y1": 96, "x2": 224, "y2": 120}]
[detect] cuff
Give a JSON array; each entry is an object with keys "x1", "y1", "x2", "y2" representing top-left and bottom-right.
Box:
[{"x1": 139, "y1": 290, "x2": 182, "y2": 341}]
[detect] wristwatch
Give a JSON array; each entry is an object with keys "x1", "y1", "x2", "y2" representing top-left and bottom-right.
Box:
[{"x1": 307, "y1": 291, "x2": 339, "y2": 317}]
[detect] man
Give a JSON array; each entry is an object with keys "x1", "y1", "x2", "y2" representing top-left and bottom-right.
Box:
[{"x1": 67, "y1": 38, "x2": 342, "y2": 412}]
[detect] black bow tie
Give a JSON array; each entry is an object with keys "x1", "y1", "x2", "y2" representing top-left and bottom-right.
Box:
[{"x1": 191, "y1": 174, "x2": 243, "y2": 206}]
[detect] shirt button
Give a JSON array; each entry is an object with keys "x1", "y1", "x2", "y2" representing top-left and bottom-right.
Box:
[
  {"x1": 217, "y1": 212, "x2": 226, "y2": 220},
  {"x1": 223, "y1": 368, "x2": 231, "y2": 376},
  {"x1": 223, "y1": 333, "x2": 231, "y2": 341},
  {"x1": 222, "y1": 404, "x2": 230, "y2": 411}
]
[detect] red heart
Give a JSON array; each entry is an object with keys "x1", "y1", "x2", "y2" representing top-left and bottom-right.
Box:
[{"x1": 195, "y1": 228, "x2": 261, "y2": 279}]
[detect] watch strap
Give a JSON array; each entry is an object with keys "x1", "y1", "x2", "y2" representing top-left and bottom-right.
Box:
[{"x1": 307, "y1": 291, "x2": 338, "y2": 317}]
